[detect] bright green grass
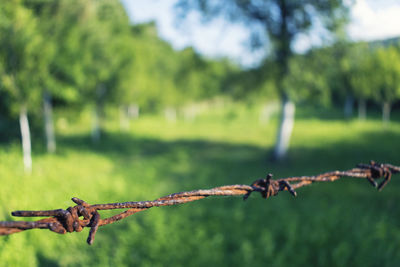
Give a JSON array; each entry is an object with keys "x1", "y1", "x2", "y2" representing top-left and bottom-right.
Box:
[{"x1": 1, "y1": 107, "x2": 400, "y2": 266}]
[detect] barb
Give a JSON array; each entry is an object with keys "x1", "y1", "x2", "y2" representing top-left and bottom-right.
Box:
[{"x1": 0, "y1": 161, "x2": 399, "y2": 245}]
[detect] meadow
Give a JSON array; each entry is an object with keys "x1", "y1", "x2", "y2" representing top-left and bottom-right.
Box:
[{"x1": 1, "y1": 105, "x2": 400, "y2": 266}]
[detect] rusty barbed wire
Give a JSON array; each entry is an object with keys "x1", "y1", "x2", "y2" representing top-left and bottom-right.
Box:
[{"x1": 0, "y1": 160, "x2": 399, "y2": 245}]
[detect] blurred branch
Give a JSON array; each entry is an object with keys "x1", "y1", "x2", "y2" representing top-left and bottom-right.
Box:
[{"x1": 0, "y1": 161, "x2": 399, "y2": 245}]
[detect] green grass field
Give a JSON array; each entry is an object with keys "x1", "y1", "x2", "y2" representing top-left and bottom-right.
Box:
[{"x1": 1, "y1": 106, "x2": 400, "y2": 266}]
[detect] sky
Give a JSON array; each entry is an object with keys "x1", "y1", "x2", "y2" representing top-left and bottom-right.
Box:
[{"x1": 121, "y1": 0, "x2": 400, "y2": 66}]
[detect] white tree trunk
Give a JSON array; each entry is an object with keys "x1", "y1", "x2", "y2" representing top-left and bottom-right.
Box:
[
  {"x1": 344, "y1": 95, "x2": 354, "y2": 119},
  {"x1": 43, "y1": 93, "x2": 56, "y2": 153},
  {"x1": 382, "y1": 101, "x2": 391, "y2": 127},
  {"x1": 92, "y1": 83, "x2": 106, "y2": 142},
  {"x1": 91, "y1": 105, "x2": 101, "y2": 143},
  {"x1": 165, "y1": 107, "x2": 177, "y2": 123},
  {"x1": 19, "y1": 105, "x2": 32, "y2": 172},
  {"x1": 358, "y1": 98, "x2": 367, "y2": 121},
  {"x1": 119, "y1": 105, "x2": 130, "y2": 130},
  {"x1": 274, "y1": 98, "x2": 295, "y2": 160},
  {"x1": 128, "y1": 104, "x2": 139, "y2": 120}
]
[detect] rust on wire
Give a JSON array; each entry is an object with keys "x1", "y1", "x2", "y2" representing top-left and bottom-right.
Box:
[{"x1": 0, "y1": 161, "x2": 399, "y2": 245}]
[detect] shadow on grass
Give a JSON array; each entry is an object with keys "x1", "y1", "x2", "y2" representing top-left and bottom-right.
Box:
[
  {"x1": 295, "y1": 105, "x2": 400, "y2": 122},
  {"x1": 57, "y1": 128, "x2": 400, "y2": 180},
  {"x1": 57, "y1": 132, "x2": 270, "y2": 188}
]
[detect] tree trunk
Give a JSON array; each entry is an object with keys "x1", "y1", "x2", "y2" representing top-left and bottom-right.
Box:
[
  {"x1": 92, "y1": 84, "x2": 106, "y2": 142},
  {"x1": 344, "y1": 94, "x2": 354, "y2": 119},
  {"x1": 358, "y1": 98, "x2": 367, "y2": 121},
  {"x1": 43, "y1": 92, "x2": 56, "y2": 153},
  {"x1": 128, "y1": 104, "x2": 139, "y2": 120},
  {"x1": 382, "y1": 101, "x2": 391, "y2": 127},
  {"x1": 165, "y1": 107, "x2": 177, "y2": 123},
  {"x1": 274, "y1": 97, "x2": 295, "y2": 160},
  {"x1": 119, "y1": 105, "x2": 130, "y2": 130},
  {"x1": 91, "y1": 105, "x2": 101, "y2": 143},
  {"x1": 19, "y1": 105, "x2": 32, "y2": 173}
]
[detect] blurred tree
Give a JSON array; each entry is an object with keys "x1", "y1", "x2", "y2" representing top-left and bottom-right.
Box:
[
  {"x1": 176, "y1": 0, "x2": 350, "y2": 160},
  {"x1": 283, "y1": 50, "x2": 331, "y2": 107},
  {"x1": 0, "y1": 0, "x2": 46, "y2": 172},
  {"x1": 22, "y1": 0, "x2": 58, "y2": 152},
  {"x1": 78, "y1": 0, "x2": 132, "y2": 142},
  {"x1": 41, "y1": 0, "x2": 132, "y2": 142},
  {"x1": 175, "y1": 48, "x2": 207, "y2": 104},
  {"x1": 327, "y1": 41, "x2": 355, "y2": 119},
  {"x1": 123, "y1": 22, "x2": 180, "y2": 115},
  {"x1": 370, "y1": 46, "x2": 400, "y2": 126},
  {"x1": 348, "y1": 43, "x2": 372, "y2": 120},
  {"x1": 223, "y1": 60, "x2": 279, "y2": 103},
  {"x1": 175, "y1": 48, "x2": 234, "y2": 105}
]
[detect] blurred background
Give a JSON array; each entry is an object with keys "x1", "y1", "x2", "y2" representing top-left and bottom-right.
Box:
[{"x1": 1, "y1": 0, "x2": 400, "y2": 266}]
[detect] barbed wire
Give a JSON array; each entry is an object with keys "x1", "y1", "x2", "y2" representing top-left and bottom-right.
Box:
[{"x1": 0, "y1": 160, "x2": 399, "y2": 245}]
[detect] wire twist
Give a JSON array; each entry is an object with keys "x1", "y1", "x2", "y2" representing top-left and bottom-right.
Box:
[{"x1": 0, "y1": 161, "x2": 398, "y2": 245}]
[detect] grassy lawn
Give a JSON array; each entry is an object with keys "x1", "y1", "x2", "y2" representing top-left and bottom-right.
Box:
[{"x1": 1, "y1": 107, "x2": 400, "y2": 266}]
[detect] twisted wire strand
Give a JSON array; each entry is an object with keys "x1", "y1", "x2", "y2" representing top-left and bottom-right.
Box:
[{"x1": 0, "y1": 161, "x2": 398, "y2": 245}]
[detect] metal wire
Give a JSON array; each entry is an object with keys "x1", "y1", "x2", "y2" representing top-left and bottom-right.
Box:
[{"x1": 0, "y1": 160, "x2": 398, "y2": 245}]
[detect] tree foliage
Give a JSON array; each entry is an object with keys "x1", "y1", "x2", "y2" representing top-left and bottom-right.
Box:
[
  {"x1": 176, "y1": 0, "x2": 349, "y2": 91},
  {"x1": 0, "y1": 0, "x2": 45, "y2": 113},
  {"x1": 369, "y1": 46, "x2": 400, "y2": 104},
  {"x1": 1, "y1": 0, "x2": 400, "y2": 137}
]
